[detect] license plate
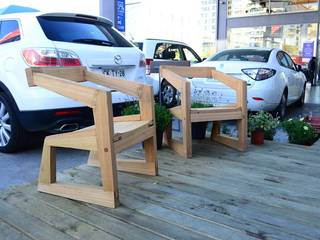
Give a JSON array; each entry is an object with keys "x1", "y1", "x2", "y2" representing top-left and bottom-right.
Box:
[{"x1": 102, "y1": 68, "x2": 125, "y2": 78}]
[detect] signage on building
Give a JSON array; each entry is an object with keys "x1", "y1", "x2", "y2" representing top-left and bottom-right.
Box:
[
  {"x1": 302, "y1": 41, "x2": 314, "y2": 59},
  {"x1": 116, "y1": 0, "x2": 125, "y2": 32}
]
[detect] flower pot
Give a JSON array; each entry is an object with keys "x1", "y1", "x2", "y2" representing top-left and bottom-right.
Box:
[
  {"x1": 156, "y1": 129, "x2": 164, "y2": 149},
  {"x1": 192, "y1": 122, "x2": 208, "y2": 140},
  {"x1": 251, "y1": 129, "x2": 264, "y2": 145}
]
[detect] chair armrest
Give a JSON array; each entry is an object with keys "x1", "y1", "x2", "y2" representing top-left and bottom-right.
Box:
[{"x1": 27, "y1": 71, "x2": 100, "y2": 108}]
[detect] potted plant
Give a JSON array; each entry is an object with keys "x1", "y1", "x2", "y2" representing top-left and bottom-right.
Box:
[
  {"x1": 282, "y1": 118, "x2": 319, "y2": 146},
  {"x1": 191, "y1": 102, "x2": 213, "y2": 140},
  {"x1": 248, "y1": 111, "x2": 279, "y2": 145},
  {"x1": 122, "y1": 102, "x2": 172, "y2": 149},
  {"x1": 154, "y1": 103, "x2": 172, "y2": 148}
]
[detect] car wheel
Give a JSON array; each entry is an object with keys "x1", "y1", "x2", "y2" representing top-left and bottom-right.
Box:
[
  {"x1": 275, "y1": 92, "x2": 287, "y2": 120},
  {"x1": 0, "y1": 93, "x2": 28, "y2": 153},
  {"x1": 296, "y1": 84, "x2": 306, "y2": 107},
  {"x1": 160, "y1": 80, "x2": 180, "y2": 108}
]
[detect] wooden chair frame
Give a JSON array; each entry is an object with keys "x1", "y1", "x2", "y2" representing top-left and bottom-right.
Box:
[
  {"x1": 26, "y1": 66, "x2": 157, "y2": 208},
  {"x1": 160, "y1": 66, "x2": 247, "y2": 158}
]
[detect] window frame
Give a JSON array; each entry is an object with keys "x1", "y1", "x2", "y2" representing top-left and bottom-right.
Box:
[{"x1": 180, "y1": 45, "x2": 202, "y2": 63}]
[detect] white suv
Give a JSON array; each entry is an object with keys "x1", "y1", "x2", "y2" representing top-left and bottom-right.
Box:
[
  {"x1": 134, "y1": 39, "x2": 202, "y2": 106},
  {"x1": 0, "y1": 12, "x2": 151, "y2": 153}
]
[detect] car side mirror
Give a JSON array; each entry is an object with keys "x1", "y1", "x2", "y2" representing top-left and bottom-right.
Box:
[
  {"x1": 202, "y1": 58, "x2": 207, "y2": 61},
  {"x1": 297, "y1": 65, "x2": 302, "y2": 71}
]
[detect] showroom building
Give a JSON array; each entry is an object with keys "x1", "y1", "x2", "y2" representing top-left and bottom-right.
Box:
[{"x1": 101, "y1": 0, "x2": 320, "y2": 84}]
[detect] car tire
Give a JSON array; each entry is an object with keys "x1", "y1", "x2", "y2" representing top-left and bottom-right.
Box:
[
  {"x1": 0, "y1": 93, "x2": 28, "y2": 153},
  {"x1": 160, "y1": 80, "x2": 179, "y2": 108},
  {"x1": 275, "y1": 92, "x2": 287, "y2": 120},
  {"x1": 296, "y1": 84, "x2": 306, "y2": 107}
]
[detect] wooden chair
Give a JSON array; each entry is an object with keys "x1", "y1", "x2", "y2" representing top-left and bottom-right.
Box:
[
  {"x1": 160, "y1": 66, "x2": 247, "y2": 158},
  {"x1": 26, "y1": 67, "x2": 157, "y2": 208}
]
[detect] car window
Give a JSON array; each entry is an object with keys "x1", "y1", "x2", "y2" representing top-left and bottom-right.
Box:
[
  {"x1": 154, "y1": 43, "x2": 181, "y2": 60},
  {"x1": 284, "y1": 53, "x2": 296, "y2": 71},
  {"x1": 37, "y1": 16, "x2": 132, "y2": 47},
  {"x1": 277, "y1": 51, "x2": 292, "y2": 69},
  {"x1": 182, "y1": 46, "x2": 201, "y2": 63},
  {"x1": 208, "y1": 49, "x2": 271, "y2": 62},
  {"x1": 0, "y1": 20, "x2": 21, "y2": 45}
]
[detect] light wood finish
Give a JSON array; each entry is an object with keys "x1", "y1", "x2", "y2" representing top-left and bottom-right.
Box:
[
  {"x1": 26, "y1": 67, "x2": 86, "y2": 87},
  {"x1": 27, "y1": 67, "x2": 157, "y2": 208},
  {"x1": 2, "y1": 140, "x2": 320, "y2": 240},
  {"x1": 160, "y1": 66, "x2": 247, "y2": 158}
]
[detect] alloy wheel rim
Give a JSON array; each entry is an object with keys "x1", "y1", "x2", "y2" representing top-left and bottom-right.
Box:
[
  {"x1": 162, "y1": 85, "x2": 174, "y2": 105},
  {"x1": 0, "y1": 102, "x2": 11, "y2": 147}
]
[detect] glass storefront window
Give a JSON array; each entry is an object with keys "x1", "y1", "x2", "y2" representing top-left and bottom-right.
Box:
[
  {"x1": 227, "y1": 23, "x2": 317, "y2": 64},
  {"x1": 227, "y1": 0, "x2": 269, "y2": 17},
  {"x1": 228, "y1": 0, "x2": 318, "y2": 17},
  {"x1": 270, "y1": 0, "x2": 318, "y2": 14}
]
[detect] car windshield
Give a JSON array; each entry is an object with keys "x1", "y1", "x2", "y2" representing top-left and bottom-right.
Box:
[
  {"x1": 208, "y1": 49, "x2": 271, "y2": 62},
  {"x1": 37, "y1": 16, "x2": 132, "y2": 47}
]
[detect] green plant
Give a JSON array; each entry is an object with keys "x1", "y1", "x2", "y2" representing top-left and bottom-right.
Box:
[
  {"x1": 155, "y1": 103, "x2": 172, "y2": 131},
  {"x1": 121, "y1": 102, "x2": 140, "y2": 115},
  {"x1": 282, "y1": 118, "x2": 318, "y2": 145},
  {"x1": 191, "y1": 102, "x2": 213, "y2": 108},
  {"x1": 122, "y1": 102, "x2": 172, "y2": 131},
  {"x1": 248, "y1": 111, "x2": 279, "y2": 133}
]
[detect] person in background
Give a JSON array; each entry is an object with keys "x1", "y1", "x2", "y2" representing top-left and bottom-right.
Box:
[{"x1": 308, "y1": 57, "x2": 316, "y2": 85}]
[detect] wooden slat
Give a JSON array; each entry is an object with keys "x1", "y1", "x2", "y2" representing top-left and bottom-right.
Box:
[
  {"x1": 0, "y1": 189, "x2": 121, "y2": 240},
  {"x1": 31, "y1": 72, "x2": 98, "y2": 108},
  {"x1": 169, "y1": 106, "x2": 182, "y2": 119},
  {"x1": 45, "y1": 128, "x2": 97, "y2": 151},
  {"x1": 161, "y1": 66, "x2": 214, "y2": 78},
  {"x1": 0, "y1": 220, "x2": 33, "y2": 240},
  {"x1": 113, "y1": 114, "x2": 141, "y2": 122},
  {"x1": 18, "y1": 185, "x2": 176, "y2": 240},
  {"x1": 93, "y1": 91, "x2": 118, "y2": 202},
  {"x1": 159, "y1": 67, "x2": 185, "y2": 91},
  {"x1": 26, "y1": 67, "x2": 86, "y2": 86},
  {"x1": 38, "y1": 183, "x2": 116, "y2": 208},
  {"x1": 191, "y1": 110, "x2": 243, "y2": 122},
  {"x1": 114, "y1": 126, "x2": 155, "y2": 153},
  {"x1": 85, "y1": 70, "x2": 144, "y2": 97},
  {"x1": 0, "y1": 199, "x2": 75, "y2": 240},
  {"x1": 211, "y1": 70, "x2": 244, "y2": 91}
]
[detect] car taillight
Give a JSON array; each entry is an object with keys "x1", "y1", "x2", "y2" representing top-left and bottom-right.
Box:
[
  {"x1": 145, "y1": 58, "x2": 153, "y2": 75},
  {"x1": 22, "y1": 48, "x2": 82, "y2": 67},
  {"x1": 242, "y1": 68, "x2": 276, "y2": 81}
]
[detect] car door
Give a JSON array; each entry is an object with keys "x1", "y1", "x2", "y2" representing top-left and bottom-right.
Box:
[
  {"x1": 283, "y1": 52, "x2": 304, "y2": 100},
  {"x1": 276, "y1": 51, "x2": 297, "y2": 102},
  {"x1": 181, "y1": 46, "x2": 202, "y2": 65}
]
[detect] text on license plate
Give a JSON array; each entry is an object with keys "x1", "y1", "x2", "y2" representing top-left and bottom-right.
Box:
[{"x1": 102, "y1": 69, "x2": 125, "y2": 78}]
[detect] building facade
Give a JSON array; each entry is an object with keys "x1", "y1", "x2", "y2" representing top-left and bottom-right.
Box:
[{"x1": 217, "y1": 0, "x2": 320, "y2": 82}]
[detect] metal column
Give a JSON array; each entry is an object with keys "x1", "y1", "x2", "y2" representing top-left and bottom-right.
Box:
[{"x1": 99, "y1": 0, "x2": 116, "y2": 23}]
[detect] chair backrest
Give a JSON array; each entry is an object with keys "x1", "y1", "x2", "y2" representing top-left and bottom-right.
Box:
[{"x1": 26, "y1": 66, "x2": 155, "y2": 123}]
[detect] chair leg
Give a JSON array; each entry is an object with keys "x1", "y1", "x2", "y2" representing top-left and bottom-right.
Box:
[
  {"x1": 182, "y1": 118, "x2": 192, "y2": 158},
  {"x1": 87, "y1": 151, "x2": 99, "y2": 167},
  {"x1": 211, "y1": 121, "x2": 221, "y2": 141},
  {"x1": 117, "y1": 129, "x2": 158, "y2": 176},
  {"x1": 96, "y1": 144, "x2": 119, "y2": 207},
  {"x1": 163, "y1": 122, "x2": 172, "y2": 146},
  {"x1": 236, "y1": 118, "x2": 247, "y2": 151},
  {"x1": 142, "y1": 135, "x2": 158, "y2": 175},
  {"x1": 38, "y1": 142, "x2": 56, "y2": 184}
]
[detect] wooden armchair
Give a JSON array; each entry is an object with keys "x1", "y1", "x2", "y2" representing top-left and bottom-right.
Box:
[
  {"x1": 26, "y1": 67, "x2": 157, "y2": 208},
  {"x1": 160, "y1": 66, "x2": 247, "y2": 158}
]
